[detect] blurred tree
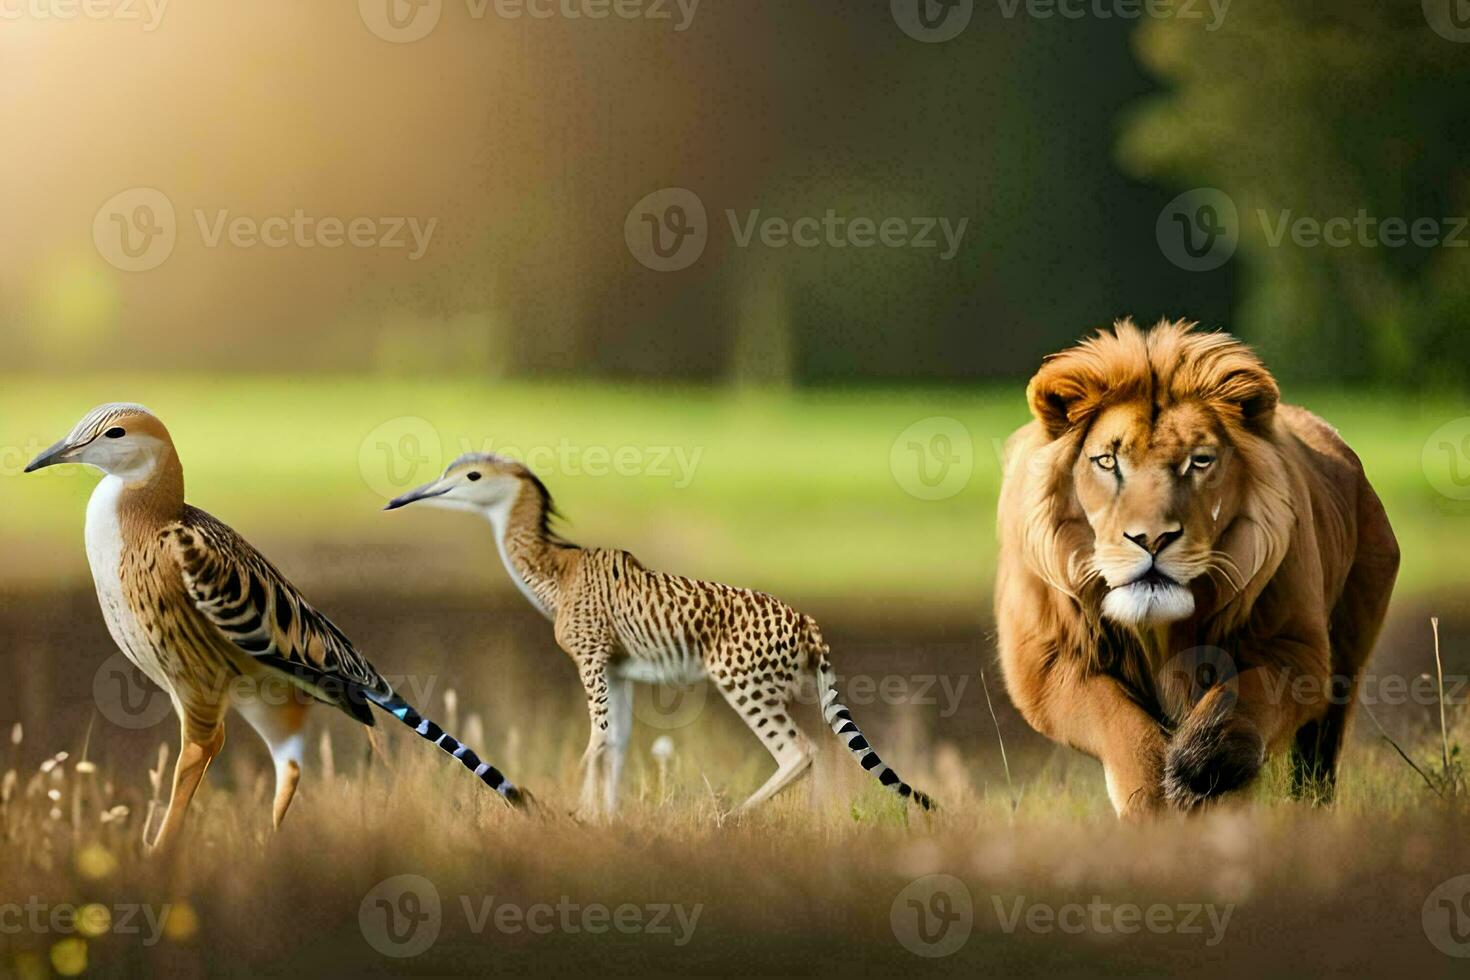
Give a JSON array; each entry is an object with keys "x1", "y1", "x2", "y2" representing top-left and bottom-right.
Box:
[{"x1": 1118, "y1": 0, "x2": 1470, "y2": 385}]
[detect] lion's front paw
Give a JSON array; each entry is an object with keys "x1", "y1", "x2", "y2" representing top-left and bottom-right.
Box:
[{"x1": 1163, "y1": 722, "x2": 1265, "y2": 810}]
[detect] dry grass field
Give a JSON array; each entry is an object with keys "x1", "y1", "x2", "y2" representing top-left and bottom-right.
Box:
[
  {"x1": 3, "y1": 380, "x2": 1467, "y2": 977},
  {"x1": 3, "y1": 585, "x2": 1469, "y2": 978}
]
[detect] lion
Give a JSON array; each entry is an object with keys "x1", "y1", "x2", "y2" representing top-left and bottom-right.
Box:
[{"x1": 995, "y1": 319, "x2": 1399, "y2": 815}]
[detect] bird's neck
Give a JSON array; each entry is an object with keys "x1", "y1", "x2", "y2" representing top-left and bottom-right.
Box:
[
  {"x1": 484, "y1": 482, "x2": 571, "y2": 620},
  {"x1": 110, "y1": 447, "x2": 186, "y2": 530}
]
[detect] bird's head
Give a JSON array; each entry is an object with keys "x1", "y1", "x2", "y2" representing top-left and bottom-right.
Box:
[
  {"x1": 384, "y1": 452, "x2": 531, "y2": 514},
  {"x1": 25, "y1": 403, "x2": 176, "y2": 483}
]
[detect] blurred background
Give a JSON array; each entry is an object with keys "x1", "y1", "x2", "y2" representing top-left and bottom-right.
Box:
[
  {"x1": 4, "y1": 0, "x2": 1470, "y2": 383},
  {"x1": 5, "y1": 2, "x2": 1470, "y2": 975},
  {"x1": 2, "y1": 0, "x2": 1468, "y2": 606}
]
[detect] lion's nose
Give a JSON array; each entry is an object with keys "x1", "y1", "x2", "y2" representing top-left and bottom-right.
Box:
[{"x1": 1124, "y1": 525, "x2": 1183, "y2": 556}]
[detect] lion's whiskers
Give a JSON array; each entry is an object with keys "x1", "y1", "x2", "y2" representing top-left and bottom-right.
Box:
[{"x1": 1201, "y1": 549, "x2": 1247, "y2": 593}]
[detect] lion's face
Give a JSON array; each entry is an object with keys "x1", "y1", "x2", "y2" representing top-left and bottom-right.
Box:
[
  {"x1": 1014, "y1": 319, "x2": 1292, "y2": 634},
  {"x1": 1072, "y1": 399, "x2": 1244, "y2": 627},
  {"x1": 998, "y1": 320, "x2": 1398, "y2": 816}
]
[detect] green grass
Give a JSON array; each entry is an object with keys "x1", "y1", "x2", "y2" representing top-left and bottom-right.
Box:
[{"x1": 0, "y1": 376, "x2": 1462, "y2": 602}]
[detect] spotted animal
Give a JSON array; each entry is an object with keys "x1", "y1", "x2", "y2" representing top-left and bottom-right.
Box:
[{"x1": 387, "y1": 453, "x2": 936, "y2": 818}]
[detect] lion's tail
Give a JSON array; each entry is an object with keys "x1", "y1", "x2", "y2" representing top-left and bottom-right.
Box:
[{"x1": 804, "y1": 619, "x2": 936, "y2": 811}]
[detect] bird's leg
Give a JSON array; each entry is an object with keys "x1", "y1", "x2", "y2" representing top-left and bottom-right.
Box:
[
  {"x1": 274, "y1": 759, "x2": 302, "y2": 829},
  {"x1": 235, "y1": 694, "x2": 309, "y2": 830},
  {"x1": 149, "y1": 720, "x2": 225, "y2": 854}
]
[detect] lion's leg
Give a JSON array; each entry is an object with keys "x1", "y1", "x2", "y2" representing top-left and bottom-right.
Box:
[
  {"x1": 1063, "y1": 702, "x2": 1168, "y2": 819},
  {"x1": 1002, "y1": 652, "x2": 1168, "y2": 817},
  {"x1": 1292, "y1": 485, "x2": 1399, "y2": 802},
  {"x1": 1291, "y1": 697, "x2": 1351, "y2": 804},
  {"x1": 1100, "y1": 731, "x2": 1168, "y2": 819},
  {"x1": 1165, "y1": 657, "x2": 1331, "y2": 809},
  {"x1": 1164, "y1": 679, "x2": 1266, "y2": 809}
]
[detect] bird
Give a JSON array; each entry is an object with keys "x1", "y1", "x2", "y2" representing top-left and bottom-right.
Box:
[
  {"x1": 25, "y1": 403, "x2": 524, "y2": 851},
  {"x1": 386, "y1": 452, "x2": 935, "y2": 819}
]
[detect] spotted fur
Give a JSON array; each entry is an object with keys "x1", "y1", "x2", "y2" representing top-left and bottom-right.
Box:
[{"x1": 400, "y1": 453, "x2": 935, "y2": 816}]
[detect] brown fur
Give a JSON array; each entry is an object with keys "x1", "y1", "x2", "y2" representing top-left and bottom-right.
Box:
[{"x1": 995, "y1": 319, "x2": 1399, "y2": 815}]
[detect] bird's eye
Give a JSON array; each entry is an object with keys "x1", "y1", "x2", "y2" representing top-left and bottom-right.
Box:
[
  {"x1": 1190, "y1": 453, "x2": 1216, "y2": 470},
  {"x1": 466, "y1": 471, "x2": 482, "y2": 482},
  {"x1": 104, "y1": 427, "x2": 125, "y2": 439},
  {"x1": 1093, "y1": 453, "x2": 1116, "y2": 471}
]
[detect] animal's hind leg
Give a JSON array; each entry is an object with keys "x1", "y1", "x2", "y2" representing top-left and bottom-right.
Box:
[
  {"x1": 603, "y1": 675, "x2": 633, "y2": 813},
  {"x1": 732, "y1": 734, "x2": 813, "y2": 813},
  {"x1": 1292, "y1": 699, "x2": 1350, "y2": 804},
  {"x1": 713, "y1": 667, "x2": 814, "y2": 813},
  {"x1": 1294, "y1": 483, "x2": 1399, "y2": 803},
  {"x1": 235, "y1": 693, "x2": 309, "y2": 829}
]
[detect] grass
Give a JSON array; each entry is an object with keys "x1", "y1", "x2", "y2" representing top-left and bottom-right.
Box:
[
  {"x1": 2, "y1": 376, "x2": 1468, "y2": 975},
  {"x1": 2, "y1": 652, "x2": 1469, "y2": 977},
  {"x1": 2, "y1": 591, "x2": 1468, "y2": 977},
  {"x1": 0, "y1": 375, "x2": 1465, "y2": 603}
]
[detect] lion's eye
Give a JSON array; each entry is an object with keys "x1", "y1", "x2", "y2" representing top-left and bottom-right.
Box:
[
  {"x1": 1093, "y1": 453, "x2": 1116, "y2": 471},
  {"x1": 1190, "y1": 453, "x2": 1216, "y2": 470}
]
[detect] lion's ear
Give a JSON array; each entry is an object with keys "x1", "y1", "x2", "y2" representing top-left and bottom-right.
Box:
[
  {"x1": 1027, "y1": 356, "x2": 1104, "y2": 440},
  {"x1": 1214, "y1": 366, "x2": 1279, "y2": 431}
]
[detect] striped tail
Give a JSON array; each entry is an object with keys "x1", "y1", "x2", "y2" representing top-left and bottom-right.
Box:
[
  {"x1": 366, "y1": 691, "x2": 524, "y2": 808},
  {"x1": 815, "y1": 652, "x2": 936, "y2": 811}
]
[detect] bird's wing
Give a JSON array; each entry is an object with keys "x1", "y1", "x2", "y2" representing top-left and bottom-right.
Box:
[{"x1": 163, "y1": 506, "x2": 389, "y2": 723}]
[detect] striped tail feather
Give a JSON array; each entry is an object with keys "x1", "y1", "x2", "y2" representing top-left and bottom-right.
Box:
[
  {"x1": 816, "y1": 655, "x2": 935, "y2": 811},
  {"x1": 366, "y1": 691, "x2": 524, "y2": 808}
]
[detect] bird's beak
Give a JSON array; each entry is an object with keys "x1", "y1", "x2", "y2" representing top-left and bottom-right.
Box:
[
  {"x1": 384, "y1": 478, "x2": 451, "y2": 511},
  {"x1": 23, "y1": 437, "x2": 79, "y2": 473}
]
